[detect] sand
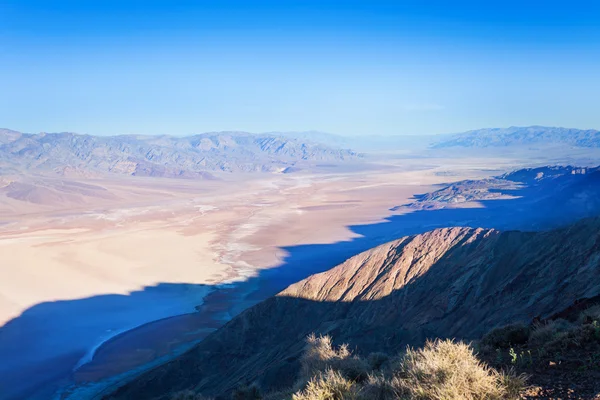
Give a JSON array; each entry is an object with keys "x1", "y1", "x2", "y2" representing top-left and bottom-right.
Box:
[
  {"x1": 0, "y1": 157, "x2": 504, "y2": 399},
  {"x1": 0, "y1": 228, "x2": 227, "y2": 323}
]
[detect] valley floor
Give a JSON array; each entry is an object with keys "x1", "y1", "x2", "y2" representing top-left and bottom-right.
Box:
[{"x1": 0, "y1": 157, "x2": 513, "y2": 400}]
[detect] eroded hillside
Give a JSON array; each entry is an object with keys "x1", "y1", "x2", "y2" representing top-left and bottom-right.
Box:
[{"x1": 105, "y1": 217, "x2": 600, "y2": 399}]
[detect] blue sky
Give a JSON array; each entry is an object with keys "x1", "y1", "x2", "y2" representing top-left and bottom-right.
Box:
[{"x1": 1, "y1": 0, "x2": 599, "y2": 136}]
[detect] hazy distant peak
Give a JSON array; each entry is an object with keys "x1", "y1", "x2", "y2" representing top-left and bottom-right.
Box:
[
  {"x1": 0, "y1": 128, "x2": 23, "y2": 144},
  {"x1": 0, "y1": 128, "x2": 360, "y2": 178},
  {"x1": 432, "y1": 126, "x2": 600, "y2": 148}
]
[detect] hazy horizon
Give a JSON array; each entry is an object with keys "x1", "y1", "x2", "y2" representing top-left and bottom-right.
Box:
[
  {"x1": 2, "y1": 1, "x2": 600, "y2": 136},
  {"x1": 4, "y1": 124, "x2": 600, "y2": 139}
]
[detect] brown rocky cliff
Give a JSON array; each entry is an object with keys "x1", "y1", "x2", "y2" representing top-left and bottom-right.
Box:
[{"x1": 105, "y1": 218, "x2": 600, "y2": 399}]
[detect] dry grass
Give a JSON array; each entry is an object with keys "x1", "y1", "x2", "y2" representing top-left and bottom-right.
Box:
[
  {"x1": 299, "y1": 334, "x2": 369, "y2": 384},
  {"x1": 356, "y1": 374, "x2": 403, "y2": 399},
  {"x1": 291, "y1": 336, "x2": 525, "y2": 400},
  {"x1": 396, "y1": 339, "x2": 525, "y2": 400},
  {"x1": 172, "y1": 335, "x2": 526, "y2": 400},
  {"x1": 292, "y1": 369, "x2": 357, "y2": 400},
  {"x1": 528, "y1": 319, "x2": 573, "y2": 346}
]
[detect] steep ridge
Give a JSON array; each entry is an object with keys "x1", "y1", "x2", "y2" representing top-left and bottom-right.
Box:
[
  {"x1": 0, "y1": 130, "x2": 360, "y2": 176},
  {"x1": 106, "y1": 217, "x2": 600, "y2": 399}
]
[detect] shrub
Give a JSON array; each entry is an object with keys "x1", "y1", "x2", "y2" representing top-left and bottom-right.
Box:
[
  {"x1": 545, "y1": 323, "x2": 600, "y2": 352},
  {"x1": 367, "y1": 352, "x2": 390, "y2": 371},
  {"x1": 395, "y1": 339, "x2": 525, "y2": 400},
  {"x1": 528, "y1": 319, "x2": 573, "y2": 346},
  {"x1": 232, "y1": 384, "x2": 262, "y2": 400},
  {"x1": 292, "y1": 369, "x2": 357, "y2": 400},
  {"x1": 578, "y1": 305, "x2": 600, "y2": 324},
  {"x1": 498, "y1": 369, "x2": 527, "y2": 399},
  {"x1": 262, "y1": 389, "x2": 296, "y2": 400},
  {"x1": 170, "y1": 390, "x2": 213, "y2": 400},
  {"x1": 480, "y1": 323, "x2": 530, "y2": 348},
  {"x1": 260, "y1": 335, "x2": 527, "y2": 400},
  {"x1": 299, "y1": 334, "x2": 369, "y2": 384},
  {"x1": 356, "y1": 374, "x2": 401, "y2": 400}
]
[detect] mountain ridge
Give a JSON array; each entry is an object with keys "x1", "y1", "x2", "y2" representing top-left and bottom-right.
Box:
[
  {"x1": 432, "y1": 125, "x2": 600, "y2": 148},
  {"x1": 0, "y1": 129, "x2": 361, "y2": 177},
  {"x1": 104, "y1": 216, "x2": 600, "y2": 399}
]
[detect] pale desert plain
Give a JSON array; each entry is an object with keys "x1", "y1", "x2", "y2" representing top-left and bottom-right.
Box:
[{"x1": 0, "y1": 155, "x2": 530, "y2": 399}]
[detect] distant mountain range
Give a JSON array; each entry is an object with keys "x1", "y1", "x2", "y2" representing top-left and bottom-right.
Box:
[
  {"x1": 432, "y1": 126, "x2": 600, "y2": 148},
  {"x1": 280, "y1": 126, "x2": 600, "y2": 152},
  {"x1": 0, "y1": 129, "x2": 360, "y2": 178},
  {"x1": 3, "y1": 126, "x2": 599, "y2": 179}
]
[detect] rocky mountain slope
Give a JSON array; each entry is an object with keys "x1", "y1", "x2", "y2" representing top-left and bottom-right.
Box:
[
  {"x1": 0, "y1": 129, "x2": 360, "y2": 177},
  {"x1": 397, "y1": 165, "x2": 600, "y2": 231},
  {"x1": 106, "y1": 216, "x2": 600, "y2": 399},
  {"x1": 431, "y1": 126, "x2": 600, "y2": 149}
]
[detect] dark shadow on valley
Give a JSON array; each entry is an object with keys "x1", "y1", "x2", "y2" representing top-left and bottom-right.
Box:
[
  {"x1": 1, "y1": 168, "x2": 599, "y2": 399},
  {"x1": 106, "y1": 213, "x2": 600, "y2": 400}
]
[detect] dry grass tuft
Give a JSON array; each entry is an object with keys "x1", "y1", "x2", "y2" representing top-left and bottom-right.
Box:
[
  {"x1": 293, "y1": 336, "x2": 525, "y2": 400},
  {"x1": 292, "y1": 369, "x2": 357, "y2": 400},
  {"x1": 299, "y1": 334, "x2": 369, "y2": 384},
  {"x1": 356, "y1": 374, "x2": 402, "y2": 399},
  {"x1": 396, "y1": 339, "x2": 525, "y2": 400}
]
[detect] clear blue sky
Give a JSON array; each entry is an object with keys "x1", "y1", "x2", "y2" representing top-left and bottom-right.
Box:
[{"x1": 1, "y1": 0, "x2": 599, "y2": 136}]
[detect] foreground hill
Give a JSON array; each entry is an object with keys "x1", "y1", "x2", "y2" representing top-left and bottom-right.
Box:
[
  {"x1": 106, "y1": 216, "x2": 600, "y2": 399},
  {"x1": 431, "y1": 126, "x2": 600, "y2": 149},
  {"x1": 0, "y1": 129, "x2": 360, "y2": 177}
]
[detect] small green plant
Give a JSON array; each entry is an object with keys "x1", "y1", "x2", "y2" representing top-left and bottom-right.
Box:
[
  {"x1": 592, "y1": 320, "x2": 600, "y2": 340},
  {"x1": 509, "y1": 348, "x2": 518, "y2": 365}
]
